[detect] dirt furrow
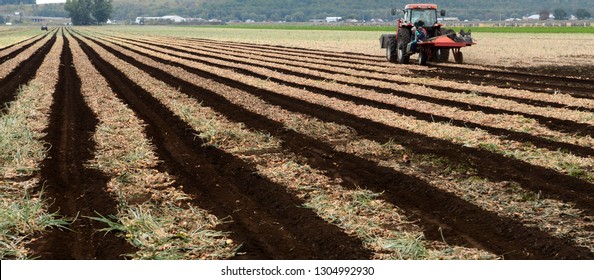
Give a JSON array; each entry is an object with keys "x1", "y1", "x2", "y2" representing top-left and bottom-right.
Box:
[
  {"x1": 89, "y1": 34, "x2": 594, "y2": 215},
  {"x1": 243, "y1": 75, "x2": 594, "y2": 157},
  {"x1": 0, "y1": 34, "x2": 56, "y2": 111},
  {"x1": 73, "y1": 33, "x2": 371, "y2": 260},
  {"x1": 182, "y1": 37, "x2": 594, "y2": 100},
  {"x1": 0, "y1": 33, "x2": 46, "y2": 63},
  {"x1": 107, "y1": 35, "x2": 594, "y2": 137},
  {"x1": 100, "y1": 36, "x2": 594, "y2": 158},
  {"x1": 108, "y1": 33, "x2": 594, "y2": 111},
  {"x1": 189, "y1": 39, "x2": 594, "y2": 110},
  {"x1": 181, "y1": 38, "x2": 393, "y2": 73},
  {"x1": 29, "y1": 34, "x2": 134, "y2": 260},
  {"x1": 415, "y1": 65, "x2": 594, "y2": 99},
  {"x1": 196, "y1": 36, "x2": 594, "y2": 83},
  {"x1": 186, "y1": 37, "x2": 382, "y2": 62},
  {"x1": 0, "y1": 29, "x2": 41, "y2": 44},
  {"x1": 84, "y1": 33, "x2": 594, "y2": 259},
  {"x1": 182, "y1": 38, "x2": 594, "y2": 108}
]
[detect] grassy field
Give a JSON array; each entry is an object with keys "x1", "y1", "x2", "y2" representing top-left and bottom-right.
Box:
[{"x1": 0, "y1": 27, "x2": 44, "y2": 48}]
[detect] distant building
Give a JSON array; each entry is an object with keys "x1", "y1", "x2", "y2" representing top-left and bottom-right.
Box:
[
  {"x1": 523, "y1": 14, "x2": 554, "y2": 20},
  {"x1": 36, "y1": 0, "x2": 67, "y2": 4},
  {"x1": 186, "y1": 18, "x2": 207, "y2": 23},
  {"x1": 135, "y1": 15, "x2": 186, "y2": 24},
  {"x1": 325, "y1": 17, "x2": 342, "y2": 23},
  {"x1": 523, "y1": 14, "x2": 539, "y2": 20},
  {"x1": 438, "y1": 17, "x2": 460, "y2": 21}
]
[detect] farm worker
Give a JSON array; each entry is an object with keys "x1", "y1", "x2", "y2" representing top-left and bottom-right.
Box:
[
  {"x1": 414, "y1": 20, "x2": 427, "y2": 40},
  {"x1": 409, "y1": 20, "x2": 427, "y2": 52}
]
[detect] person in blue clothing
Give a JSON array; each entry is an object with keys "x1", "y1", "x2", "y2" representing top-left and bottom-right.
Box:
[{"x1": 408, "y1": 20, "x2": 427, "y2": 53}]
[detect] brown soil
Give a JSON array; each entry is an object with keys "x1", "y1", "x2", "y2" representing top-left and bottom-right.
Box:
[
  {"x1": 0, "y1": 33, "x2": 47, "y2": 63},
  {"x1": 0, "y1": 32, "x2": 56, "y2": 111},
  {"x1": 178, "y1": 37, "x2": 594, "y2": 111},
  {"x1": 113, "y1": 36, "x2": 594, "y2": 137},
  {"x1": 9, "y1": 28, "x2": 593, "y2": 260},
  {"x1": 99, "y1": 36, "x2": 594, "y2": 205},
  {"x1": 414, "y1": 65, "x2": 594, "y2": 99},
  {"x1": 84, "y1": 33, "x2": 594, "y2": 259},
  {"x1": 518, "y1": 64, "x2": 594, "y2": 80},
  {"x1": 28, "y1": 34, "x2": 135, "y2": 259},
  {"x1": 72, "y1": 32, "x2": 371, "y2": 260},
  {"x1": 109, "y1": 37, "x2": 594, "y2": 158}
]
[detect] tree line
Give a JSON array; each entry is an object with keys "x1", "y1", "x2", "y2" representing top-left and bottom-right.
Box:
[
  {"x1": 551, "y1": 8, "x2": 592, "y2": 20},
  {"x1": 0, "y1": 0, "x2": 34, "y2": 4},
  {"x1": 64, "y1": 0, "x2": 112, "y2": 25},
  {"x1": 112, "y1": 0, "x2": 594, "y2": 22},
  {"x1": 2, "y1": 0, "x2": 592, "y2": 23}
]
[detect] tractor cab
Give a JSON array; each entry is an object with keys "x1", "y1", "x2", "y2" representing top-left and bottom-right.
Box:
[
  {"x1": 403, "y1": 4, "x2": 440, "y2": 26},
  {"x1": 394, "y1": 4, "x2": 445, "y2": 37}
]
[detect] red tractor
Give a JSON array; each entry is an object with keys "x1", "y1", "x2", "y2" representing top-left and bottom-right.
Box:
[{"x1": 380, "y1": 4, "x2": 474, "y2": 65}]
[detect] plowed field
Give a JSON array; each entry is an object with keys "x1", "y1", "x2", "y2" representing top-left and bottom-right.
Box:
[{"x1": 1, "y1": 27, "x2": 593, "y2": 260}]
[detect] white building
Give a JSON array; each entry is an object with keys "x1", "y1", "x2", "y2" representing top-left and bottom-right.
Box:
[
  {"x1": 523, "y1": 14, "x2": 539, "y2": 20},
  {"x1": 523, "y1": 14, "x2": 555, "y2": 20},
  {"x1": 36, "y1": 1, "x2": 67, "y2": 4},
  {"x1": 439, "y1": 17, "x2": 460, "y2": 21},
  {"x1": 325, "y1": 17, "x2": 342, "y2": 23},
  {"x1": 135, "y1": 15, "x2": 186, "y2": 24}
]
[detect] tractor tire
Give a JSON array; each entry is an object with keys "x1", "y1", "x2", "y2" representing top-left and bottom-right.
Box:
[
  {"x1": 436, "y1": 48, "x2": 450, "y2": 62},
  {"x1": 386, "y1": 37, "x2": 397, "y2": 63},
  {"x1": 396, "y1": 28, "x2": 411, "y2": 64},
  {"x1": 419, "y1": 51, "x2": 428, "y2": 65},
  {"x1": 454, "y1": 51, "x2": 464, "y2": 64},
  {"x1": 418, "y1": 50, "x2": 428, "y2": 65}
]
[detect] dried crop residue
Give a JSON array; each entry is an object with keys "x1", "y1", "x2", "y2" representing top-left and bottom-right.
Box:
[
  {"x1": 28, "y1": 34, "x2": 134, "y2": 259},
  {"x1": 7, "y1": 26, "x2": 593, "y2": 260},
  {"x1": 73, "y1": 33, "x2": 371, "y2": 260}
]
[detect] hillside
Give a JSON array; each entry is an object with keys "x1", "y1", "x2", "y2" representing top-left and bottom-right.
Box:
[
  {"x1": 113, "y1": 0, "x2": 594, "y2": 21},
  {"x1": 1, "y1": 0, "x2": 593, "y2": 22}
]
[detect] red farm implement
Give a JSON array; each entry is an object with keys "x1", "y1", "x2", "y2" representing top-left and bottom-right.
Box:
[{"x1": 379, "y1": 3, "x2": 475, "y2": 65}]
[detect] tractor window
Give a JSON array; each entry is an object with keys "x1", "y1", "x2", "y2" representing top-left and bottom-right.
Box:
[{"x1": 409, "y1": 9, "x2": 437, "y2": 26}]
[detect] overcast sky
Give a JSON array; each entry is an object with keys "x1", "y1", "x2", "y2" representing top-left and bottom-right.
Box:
[{"x1": 36, "y1": 0, "x2": 67, "y2": 4}]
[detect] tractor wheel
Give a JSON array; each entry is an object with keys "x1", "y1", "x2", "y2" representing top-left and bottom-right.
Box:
[
  {"x1": 436, "y1": 48, "x2": 450, "y2": 62},
  {"x1": 454, "y1": 51, "x2": 464, "y2": 64},
  {"x1": 397, "y1": 48, "x2": 409, "y2": 64},
  {"x1": 396, "y1": 28, "x2": 411, "y2": 64},
  {"x1": 418, "y1": 50, "x2": 428, "y2": 65},
  {"x1": 386, "y1": 37, "x2": 397, "y2": 63}
]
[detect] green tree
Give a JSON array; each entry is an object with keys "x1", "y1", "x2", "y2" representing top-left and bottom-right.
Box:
[
  {"x1": 65, "y1": 0, "x2": 94, "y2": 25},
  {"x1": 64, "y1": 0, "x2": 113, "y2": 25},
  {"x1": 539, "y1": 9, "x2": 550, "y2": 20},
  {"x1": 553, "y1": 8, "x2": 567, "y2": 20},
  {"x1": 575, "y1": 9, "x2": 591, "y2": 20},
  {"x1": 93, "y1": 0, "x2": 113, "y2": 24}
]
